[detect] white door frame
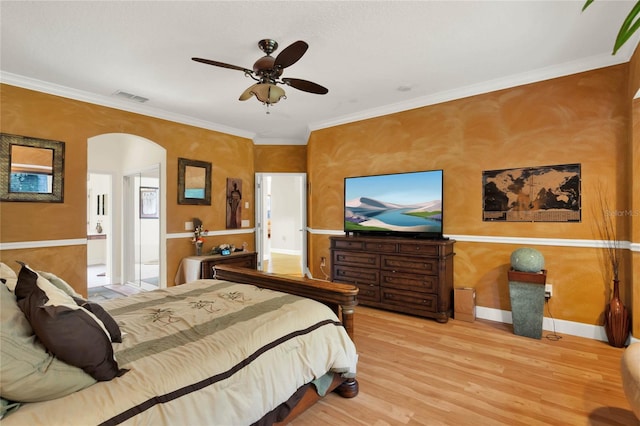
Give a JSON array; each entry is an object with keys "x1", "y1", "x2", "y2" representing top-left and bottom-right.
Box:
[
  {"x1": 255, "y1": 172, "x2": 307, "y2": 277},
  {"x1": 123, "y1": 164, "x2": 161, "y2": 287}
]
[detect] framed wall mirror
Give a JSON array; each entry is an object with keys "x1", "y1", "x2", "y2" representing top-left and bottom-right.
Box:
[
  {"x1": 0, "y1": 133, "x2": 65, "y2": 202},
  {"x1": 178, "y1": 157, "x2": 211, "y2": 205}
]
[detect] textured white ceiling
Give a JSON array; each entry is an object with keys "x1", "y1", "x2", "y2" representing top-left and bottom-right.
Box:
[{"x1": 1, "y1": 1, "x2": 638, "y2": 144}]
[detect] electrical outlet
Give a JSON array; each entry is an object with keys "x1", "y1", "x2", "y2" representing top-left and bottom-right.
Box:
[
  {"x1": 320, "y1": 257, "x2": 326, "y2": 267},
  {"x1": 545, "y1": 283, "x2": 553, "y2": 299}
]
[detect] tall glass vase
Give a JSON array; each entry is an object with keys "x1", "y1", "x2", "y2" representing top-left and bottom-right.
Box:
[
  {"x1": 195, "y1": 242, "x2": 203, "y2": 256},
  {"x1": 604, "y1": 279, "x2": 630, "y2": 348}
]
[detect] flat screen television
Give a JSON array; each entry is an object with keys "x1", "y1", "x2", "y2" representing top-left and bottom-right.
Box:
[{"x1": 344, "y1": 169, "x2": 444, "y2": 239}]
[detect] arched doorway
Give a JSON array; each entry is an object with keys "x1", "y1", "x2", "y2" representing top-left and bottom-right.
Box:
[{"x1": 87, "y1": 134, "x2": 167, "y2": 290}]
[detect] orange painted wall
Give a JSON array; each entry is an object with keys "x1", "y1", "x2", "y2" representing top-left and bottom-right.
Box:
[
  {"x1": 307, "y1": 65, "x2": 634, "y2": 327},
  {"x1": 255, "y1": 145, "x2": 306, "y2": 172},
  {"x1": 0, "y1": 84, "x2": 254, "y2": 294}
]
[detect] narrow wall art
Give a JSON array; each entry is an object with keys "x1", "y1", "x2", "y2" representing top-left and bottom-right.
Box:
[{"x1": 226, "y1": 178, "x2": 242, "y2": 229}]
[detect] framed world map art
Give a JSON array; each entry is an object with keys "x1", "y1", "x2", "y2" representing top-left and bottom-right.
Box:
[{"x1": 482, "y1": 163, "x2": 581, "y2": 222}]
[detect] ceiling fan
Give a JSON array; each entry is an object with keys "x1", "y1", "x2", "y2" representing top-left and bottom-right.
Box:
[{"x1": 192, "y1": 39, "x2": 328, "y2": 108}]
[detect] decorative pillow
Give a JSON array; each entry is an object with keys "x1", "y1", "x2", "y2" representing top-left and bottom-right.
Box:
[
  {"x1": 0, "y1": 283, "x2": 96, "y2": 402},
  {"x1": 71, "y1": 296, "x2": 122, "y2": 343},
  {"x1": 0, "y1": 262, "x2": 16, "y2": 281},
  {"x1": 12, "y1": 263, "x2": 127, "y2": 381},
  {"x1": 37, "y1": 270, "x2": 82, "y2": 298},
  {"x1": 8, "y1": 266, "x2": 121, "y2": 343}
]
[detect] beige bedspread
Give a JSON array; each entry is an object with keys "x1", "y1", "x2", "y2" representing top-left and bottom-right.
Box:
[{"x1": 3, "y1": 279, "x2": 358, "y2": 425}]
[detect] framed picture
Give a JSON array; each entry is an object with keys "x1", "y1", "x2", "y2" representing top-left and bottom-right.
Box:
[
  {"x1": 178, "y1": 158, "x2": 211, "y2": 205},
  {"x1": 482, "y1": 163, "x2": 581, "y2": 222},
  {"x1": 140, "y1": 186, "x2": 159, "y2": 219},
  {"x1": 0, "y1": 133, "x2": 65, "y2": 202}
]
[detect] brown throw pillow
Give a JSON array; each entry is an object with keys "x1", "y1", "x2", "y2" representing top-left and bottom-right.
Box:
[{"x1": 13, "y1": 263, "x2": 127, "y2": 381}]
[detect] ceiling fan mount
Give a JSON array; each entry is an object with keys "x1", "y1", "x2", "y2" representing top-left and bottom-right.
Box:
[
  {"x1": 257, "y1": 39, "x2": 278, "y2": 56},
  {"x1": 192, "y1": 38, "x2": 328, "y2": 108}
]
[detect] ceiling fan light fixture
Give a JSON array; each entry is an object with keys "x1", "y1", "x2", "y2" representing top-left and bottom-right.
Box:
[
  {"x1": 239, "y1": 83, "x2": 286, "y2": 105},
  {"x1": 196, "y1": 38, "x2": 325, "y2": 107}
]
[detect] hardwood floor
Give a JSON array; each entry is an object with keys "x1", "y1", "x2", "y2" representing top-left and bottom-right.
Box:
[
  {"x1": 264, "y1": 252, "x2": 303, "y2": 277},
  {"x1": 291, "y1": 307, "x2": 637, "y2": 426}
]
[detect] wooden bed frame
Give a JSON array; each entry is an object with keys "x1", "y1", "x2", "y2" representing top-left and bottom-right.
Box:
[{"x1": 214, "y1": 265, "x2": 360, "y2": 424}]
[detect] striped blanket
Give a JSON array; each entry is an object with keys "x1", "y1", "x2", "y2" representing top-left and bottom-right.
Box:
[{"x1": 3, "y1": 279, "x2": 358, "y2": 425}]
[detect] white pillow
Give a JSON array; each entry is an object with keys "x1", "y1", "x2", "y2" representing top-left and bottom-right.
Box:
[
  {"x1": 37, "y1": 271, "x2": 82, "y2": 298},
  {"x1": 0, "y1": 263, "x2": 16, "y2": 280}
]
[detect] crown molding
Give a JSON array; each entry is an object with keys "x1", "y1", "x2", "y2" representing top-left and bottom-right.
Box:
[
  {"x1": 308, "y1": 51, "x2": 631, "y2": 133},
  {"x1": 252, "y1": 137, "x2": 307, "y2": 146},
  {"x1": 0, "y1": 71, "x2": 255, "y2": 140}
]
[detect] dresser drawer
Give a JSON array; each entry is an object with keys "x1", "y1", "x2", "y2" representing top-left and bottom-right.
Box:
[
  {"x1": 333, "y1": 265, "x2": 380, "y2": 286},
  {"x1": 333, "y1": 250, "x2": 379, "y2": 268},
  {"x1": 381, "y1": 270, "x2": 437, "y2": 293},
  {"x1": 381, "y1": 255, "x2": 438, "y2": 274},
  {"x1": 381, "y1": 288, "x2": 438, "y2": 313},
  {"x1": 363, "y1": 241, "x2": 397, "y2": 253},
  {"x1": 398, "y1": 243, "x2": 440, "y2": 256},
  {"x1": 354, "y1": 283, "x2": 380, "y2": 303},
  {"x1": 332, "y1": 239, "x2": 364, "y2": 250}
]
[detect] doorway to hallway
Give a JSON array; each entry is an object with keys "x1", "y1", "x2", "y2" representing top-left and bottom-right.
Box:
[{"x1": 255, "y1": 173, "x2": 306, "y2": 277}]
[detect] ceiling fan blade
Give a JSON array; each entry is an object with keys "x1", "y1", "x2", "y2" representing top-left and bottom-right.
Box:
[
  {"x1": 192, "y1": 57, "x2": 252, "y2": 73},
  {"x1": 282, "y1": 78, "x2": 328, "y2": 95},
  {"x1": 274, "y1": 41, "x2": 308, "y2": 69}
]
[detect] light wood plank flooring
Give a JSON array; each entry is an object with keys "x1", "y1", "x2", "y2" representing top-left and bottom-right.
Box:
[
  {"x1": 291, "y1": 306, "x2": 637, "y2": 425},
  {"x1": 264, "y1": 252, "x2": 303, "y2": 277}
]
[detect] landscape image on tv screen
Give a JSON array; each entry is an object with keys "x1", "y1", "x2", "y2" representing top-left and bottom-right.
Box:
[{"x1": 344, "y1": 170, "x2": 443, "y2": 237}]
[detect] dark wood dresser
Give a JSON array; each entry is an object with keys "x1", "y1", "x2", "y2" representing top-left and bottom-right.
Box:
[
  {"x1": 330, "y1": 235, "x2": 455, "y2": 322},
  {"x1": 200, "y1": 252, "x2": 258, "y2": 279}
]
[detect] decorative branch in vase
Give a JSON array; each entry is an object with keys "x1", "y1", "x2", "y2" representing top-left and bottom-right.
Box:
[
  {"x1": 595, "y1": 187, "x2": 629, "y2": 347},
  {"x1": 191, "y1": 217, "x2": 208, "y2": 256}
]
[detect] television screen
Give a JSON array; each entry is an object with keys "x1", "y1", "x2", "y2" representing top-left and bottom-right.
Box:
[{"x1": 344, "y1": 170, "x2": 443, "y2": 239}]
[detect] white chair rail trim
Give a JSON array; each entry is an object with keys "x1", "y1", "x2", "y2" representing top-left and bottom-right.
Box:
[{"x1": 307, "y1": 228, "x2": 637, "y2": 250}]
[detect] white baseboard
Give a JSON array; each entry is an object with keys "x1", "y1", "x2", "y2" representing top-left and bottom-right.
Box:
[{"x1": 476, "y1": 305, "x2": 637, "y2": 345}]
